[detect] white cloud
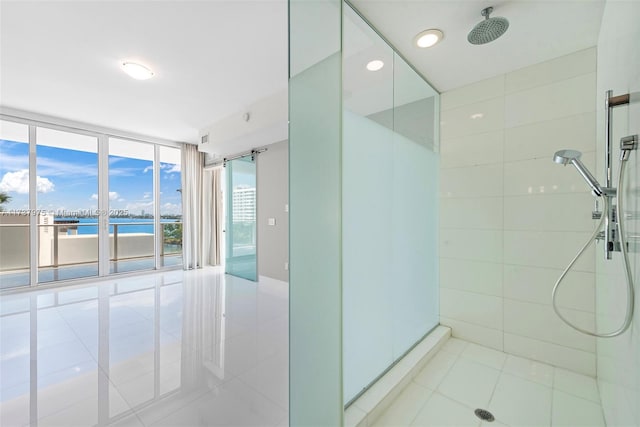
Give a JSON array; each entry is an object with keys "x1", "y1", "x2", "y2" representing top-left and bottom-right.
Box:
[
  {"x1": 162, "y1": 163, "x2": 181, "y2": 173},
  {"x1": 143, "y1": 192, "x2": 151, "y2": 199},
  {"x1": 162, "y1": 202, "x2": 181, "y2": 215},
  {"x1": 0, "y1": 169, "x2": 54, "y2": 194},
  {"x1": 143, "y1": 165, "x2": 153, "y2": 173},
  {"x1": 36, "y1": 157, "x2": 97, "y2": 177},
  {"x1": 90, "y1": 192, "x2": 120, "y2": 201},
  {"x1": 126, "y1": 200, "x2": 153, "y2": 214}
]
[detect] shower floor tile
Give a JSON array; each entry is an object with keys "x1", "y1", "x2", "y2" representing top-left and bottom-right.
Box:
[{"x1": 372, "y1": 338, "x2": 606, "y2": 427}]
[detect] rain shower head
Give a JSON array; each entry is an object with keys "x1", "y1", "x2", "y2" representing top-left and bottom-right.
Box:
[
  {"x1": 467, "y1": 6, "x2": 509, "y2": 45},
  {"x1": 553, "y1": 149, "x2": 604, "y2": 196}
]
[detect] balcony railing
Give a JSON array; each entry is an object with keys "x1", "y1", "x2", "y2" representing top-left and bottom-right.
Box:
[{"x1": 0, "y1": 221, "x2": 182, "y2": 273}]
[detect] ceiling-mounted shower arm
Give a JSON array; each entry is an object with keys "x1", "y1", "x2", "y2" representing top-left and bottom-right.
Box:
[{"x1": 481, "y1": 6, "x2": 493, "y2": 19}]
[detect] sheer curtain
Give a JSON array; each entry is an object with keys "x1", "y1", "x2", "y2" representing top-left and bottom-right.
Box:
[
  {"x1": 203, "y1": 168, "x2": 222, "y2": 266},
  {"x1": 181, "y1": 143, "x2": 204, "y2": 269}
]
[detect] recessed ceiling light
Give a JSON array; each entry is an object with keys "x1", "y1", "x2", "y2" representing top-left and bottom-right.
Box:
[
  {"x1": 121, "y1": 61, "x2": 155, "y2": 80},
  {"x1": 414, "y1": 29, "x2": 444, "y2": 48},
  {"x1": 366, "y1": 60, "x2": 384, "y2": 71}
]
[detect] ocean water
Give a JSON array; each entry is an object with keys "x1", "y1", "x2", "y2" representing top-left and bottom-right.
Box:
[{"x1": 56, "y1": 218, "x2": 180, "y2": 235}]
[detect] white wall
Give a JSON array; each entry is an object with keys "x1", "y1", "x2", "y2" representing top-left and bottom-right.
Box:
[
  {"x1": 439, "y1": 48, "x2": 598, "y2": 375},
  {"x1": 595, "y1": 1, "x2": 640, "y2": 426}
]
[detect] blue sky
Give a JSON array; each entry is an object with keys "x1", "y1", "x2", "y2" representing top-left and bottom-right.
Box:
[{"x1": 0, "y1": 140, "x2": 182, "y2": 216}]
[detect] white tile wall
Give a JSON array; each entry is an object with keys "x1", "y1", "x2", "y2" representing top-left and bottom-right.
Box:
[
  {"x1": 503, "y1": 152, "x2": 597, "y2": 196},
  {"x1": 440, "y1": 197, "x2": 503, "y2": 230},
  {"x1": 441, "y1": 75, "x2": 505, "y2": 111},
  {"x1": 595, "y1": 2, "x2": 640, "y2": 427},
  {"x1": 440, "y1": 164, "x2": 503, "y2": 198},
  {"x1": 503, "y1": 230, "x2": 595, "y2": 271},
  {"x1": 504, "y1": 73, "x2": 596, "y2": 128},
  {"x1": 439, "y1": 48, "x2": 598, "y2": 375},
  {"x1": 505, "y1": 48, "x2": 597, "y2": 94},
  {"x1": 504, "y1": 112, "x2": 596, "y2": 162},
  {"x1": 439, "y1": 317, "x2": 503, "y2": 352},
  {"x1": 440, "y1": 258, "x2": 502, "y2": 297},
  {"x1": 440, "y1": 289, "x2": 502, "y2": 330},
  {"x1": 441, "y1": 97, "x2": 505, "y2": 140},
  {"x1": 503, "y1": 333, "x2": 595, "y2": 376},
  {"x1": 440, "y1": 130, "x2": 504, "y2": 168},
  {"x1": 440, "y1": 229, "x2": 503, "y2": 263},
  {"x1": 503, "y1": 265, "x2": 595, "y2": 312}
]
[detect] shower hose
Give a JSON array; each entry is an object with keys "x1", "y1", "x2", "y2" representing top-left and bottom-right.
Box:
[{"x1": 552, "y1": 158, "x2": 635, "y2": 338}]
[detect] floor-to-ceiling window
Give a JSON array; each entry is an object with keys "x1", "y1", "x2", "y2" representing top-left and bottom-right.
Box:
[
  {"x1": 159, "y1": 146, "x2": 182, "y2": 268},
  {"x1": 0, "y1": 120, "x2": 30, "y2": 289},
  {"x1": 0, "y1": 116, "x2": 182, "y2": 289},
  {"x1": 108, "y1": 138, "x2": 156, "y2": 274},
  {"x1": 36, "y1": 127, "x2": 100, "y2": 283}
]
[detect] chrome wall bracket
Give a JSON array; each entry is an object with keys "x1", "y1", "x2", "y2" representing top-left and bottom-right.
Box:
[{"x1": 601, "y1": 133, "x2": 638, "y2": 256}]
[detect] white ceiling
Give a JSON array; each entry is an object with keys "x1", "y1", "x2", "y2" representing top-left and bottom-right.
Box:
[
  {"x1": 349, "y1": 0, "x2": 605, "y2": 92},
  {"x1": 1, "y1": 1, "x2": 605, "y2": 144},
  {"x1": 0, "y1": 1, "x2": 288, "y2": 144}
]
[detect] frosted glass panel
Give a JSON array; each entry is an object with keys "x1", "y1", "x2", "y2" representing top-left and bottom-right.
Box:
[
  {"x1": 342, "y1": 4, "x2": 395, "y2": 403},
  {"x1": 342, "y1": 5, "x2": 439, "y2": 405},
  {"x1": 391, "y1": 55, "x2": 439, "y2": 354},
  {"x1": 289, "y1": 0, "x2": 343, "y2": 425}
]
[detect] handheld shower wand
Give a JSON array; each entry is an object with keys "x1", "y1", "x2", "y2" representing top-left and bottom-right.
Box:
[
  {"x1": 551, "y1": 139, "x2": 637, "y2": 338},
  {"x1": 552, "y1": 150, "x2": 603, "y2": 196}
]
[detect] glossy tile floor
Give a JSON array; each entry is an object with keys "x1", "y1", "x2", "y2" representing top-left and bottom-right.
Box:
[
  {"x1": 0, "y1": 267, "x2": 288, "y2": 427},
  {"x1": 373, "y1": 338, "x2": 606, "y2": 427}
]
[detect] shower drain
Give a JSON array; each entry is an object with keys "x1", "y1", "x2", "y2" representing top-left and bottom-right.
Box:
[{"x1": 474, "y1": 408, "x2": 495, "y2": 422}]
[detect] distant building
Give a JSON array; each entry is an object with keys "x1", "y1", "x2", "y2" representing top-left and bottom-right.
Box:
[{"x1": 232, "y1": 186, "x2": 256, "y2": 222}]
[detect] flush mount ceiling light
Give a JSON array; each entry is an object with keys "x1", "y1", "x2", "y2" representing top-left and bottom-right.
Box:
[
  {"x1": 366, "y1": 60, "x2": 384, "y2": 71},
  {"x1": 121, "y1": 61, "x2": 155, "y2": 80},
  {"x1": 414, "y1": 29, "x2": 444, "y2": 48}
]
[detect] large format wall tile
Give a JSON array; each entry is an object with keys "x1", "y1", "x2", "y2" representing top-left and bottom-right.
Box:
[
  {"x1": 442, "y1": 75, "x2": 505, "y2": 112},
  {"x1": 440, "y1": 258, "x2": 502, "y2": 297},
  {"x1": 504, "y1": 112, "x2": 596, "y2": 163},
  {"x1": 440, "y1": 163, "x2": 503, "y2": 198},
  {"x1": 439, "y1": 49, "x2": 598, "y2": 377},
  {"x1": 441, "y1": 130, "x2": 503, "y2": 169},
  {"x1": 505, "y1": 48, "x2": 596, "y2": 94},
  {"x1": 440, "y1": 197, "x2": 503, "y2": 230},
  {"x1": 505, "y1": 73, "x2": 596, "y2": 129},
  {"x1": 440, "y1": 288, "x2": 503, "y2": 331},
  {"x1": 441, "y1": 97, "x2": 505, "y2": 140}
]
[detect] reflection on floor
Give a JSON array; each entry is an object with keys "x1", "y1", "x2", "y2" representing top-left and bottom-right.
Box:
[
  {"x1": 0, "y1": 255, "x2": 183, "y2": 290},
  {"x1": 0, "y1": 267, "x2": 289, "y2": 426},
  {"x1": 372, "y1": 338, "x2": 605, "y2": 427}
]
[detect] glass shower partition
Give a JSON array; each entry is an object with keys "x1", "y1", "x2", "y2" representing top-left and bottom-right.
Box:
[
  {"x1": 342, "y1": 4, "x2": 440, "y2": 405},
  {"x1": 288, "y1": 0, "x2": 439, "y2": 421},
  {"x1": 225, "y1": 155, "x2": 257, "y2": 281}
]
